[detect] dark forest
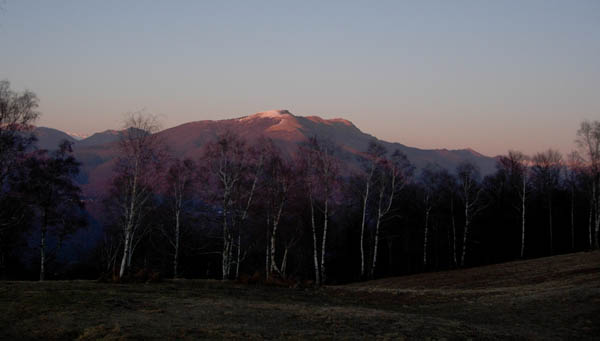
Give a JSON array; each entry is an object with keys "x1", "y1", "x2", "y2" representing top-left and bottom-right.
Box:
[{"x1": 1, "y1": 81, "x2": 599, "y2": 285}]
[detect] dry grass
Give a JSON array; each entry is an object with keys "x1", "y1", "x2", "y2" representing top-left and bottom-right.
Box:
[{"x1": 1, "y1": 251, "x2": 599, "y2": 339}]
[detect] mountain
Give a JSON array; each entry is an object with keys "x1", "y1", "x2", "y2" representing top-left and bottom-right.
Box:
[
  {"x1": 33, "y1": 127, "x2": 77, "y2": 150},
  {"x1": 65, "y1": 132, "x2": 89, "y2": 140},
  {"x1": 157, "y1": 110, "x2": 496, "y2": 174},
  {"x1": 31, "y1": 127, "x2": 119, "y2": 150},
  {"x1": 76, "y1": 129, "x2": 123, "y2": 148},
  {"x1": 37, "y1": 110, "x2": 497, "y2": 198}
]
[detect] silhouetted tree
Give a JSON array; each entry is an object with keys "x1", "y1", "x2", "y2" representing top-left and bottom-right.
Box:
[
  {"x1": 357, "y1": 141, "x2": 386, "y2": 278},
  {"x1": 110, "y1": 112, "x2": 164, "y2": 278},
  {"x1": 497, "y1": 150, "x2": 531, "y2": 258},
  {"x1": 297, "y1": 136, "x2": 340, "y2": 285},
  {"x1": 419, "y1": 164, "x2": 446, "y2": 267},
  {"x1": 0, "y1": 80, "x2": 39, "y2": 187},
  {"x1": 0, "y1": 80, "x2": 39, "y2": 246},
  {"x1": 564, "y1": 151, "x2": 584, "y2": 250},
  {"x1": 457, "y1": 161, "x2": 483, "y2": 267},
  {"x1": 202, "y1": 132, "x2": 263, "y2": 280},
  {"x1": 260, "y1": 141, "x2": 295, "y2": 279},
  {"x1": 576, "y1": 120, "x2": 600, "y2": 249},
  {"x1": 165, "y1": 158, "x2": 196, "y2": 278},
  {"x1": 434, "y1": 168, "x2": 459, "y2": 267},
  {"x1": 531, "y1": 149, "x2": 562, "y2": 254},
  {"x1": 370, "y1": 149, "x2": 412, "y2": 278},
  {"x1": 24, "y1": 141, "x2": 85, "y2": 280}
]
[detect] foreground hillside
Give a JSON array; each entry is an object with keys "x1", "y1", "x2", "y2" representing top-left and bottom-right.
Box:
[{"x1": 1, "y1": 252, "x2": 598, "y2": 339}]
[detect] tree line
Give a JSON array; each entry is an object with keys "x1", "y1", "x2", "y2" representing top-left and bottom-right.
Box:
[
  {"x1": 0, "y1": 81, "x2": 85, "y2": 280},
  {"x1": 1, "y1": 81, "x2": 599, "y2": 283}
]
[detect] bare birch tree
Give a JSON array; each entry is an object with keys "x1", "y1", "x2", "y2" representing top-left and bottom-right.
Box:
[
  {"x1": 298, "y1": 136, "x2": 339, "y2": 285},
  {"x1": 0, "y1": 80, "x2": 39, "y2": 228},
  {"x1": 576, "y1": 120, "x2": 600, "y2": 249},
  {"x1": 457, "y1": 161, "x2": 483, "y2": 267},
  {"x1": 298, "y1": 141, "x2": 320, "y2": 285},
  {"x1": 0, "y1": 81, "x2": 39, "y2": 265},
  {"x1": 24, "y1": 141, "x2": 85, "y2": 281},
  {"x1": 498, "y1": 151, "x2": 531, "y2": 258},
  {"x1": 165, "y1": 158, "x2": 196, "y2": 278},
  {"x1": 262, "y1": 142, "x2": 294, "y2": 278},
  {"x1": 357, "y1": 141, "x2": 386, "y2": 278},
  {"x1": 112, "y1": 112, "x2": 163, "y2": 279},
  {"x1": 370, "y1": 149, "x2": 412, "y2": 278},
  {"x1": 419, "y1": 164, "x2": 444, "y2": 267},
  {"x1": 532, "y1": 149, "x2": 562, "y2": 254},
  {"x1": 434, "y1": 169, "x2": 459, "y2": 267},
  {"x1": 564, "y1": 151, "x2": 584, "y2": 250},
  {"x1": 202, "y1": 132, "x2": 263, "y2": 280}
]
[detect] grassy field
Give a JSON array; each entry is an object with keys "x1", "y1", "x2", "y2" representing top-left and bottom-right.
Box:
[{"x1": 1, "y1": 251, "x2": 599, "y2": 339}]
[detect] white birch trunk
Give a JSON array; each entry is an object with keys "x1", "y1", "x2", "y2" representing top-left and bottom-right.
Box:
[
  {"x1": 172, "y1": 168, "x2": 187, "y2": 279},
  {"x1": 520, "y1": 178, "x2": 526, "y2": 258},
  {"x1": 270, "y1": 226, "x2": 277, "y2": 274},
  {"x1": 359, "y1": 165, "x2": 374, "y2": 278},
  {"x1": 548, "y1": 196, "x2": 553, "y2": 254},
  {"x1": 227, "y1": 230, "x2": 233, "y2": 278},
  {"x1": 173, "y1": 208, "x2": 180, "y2": 278},
  {"x1": 451, "y1": 198, "x2": 457, "y2": 267},
  {"x1": 360, "y1": 181, "x2": 369, "y2": 278},
  {"x1": 235, "y1": 232, "x2": 241, "y2": 279},
  {"x1": 221, "y1": 183, "x2": 230, "y2": 280},
  {"x1": 370, "y1": 213, "x2": 381, "y2": 279},
  {"x1": 127, "y1": 243, "x2": 133, "y2": 268},
  {"x1": 461, "y1": 204, "x2": 469, "y2": 267},
  {"x1": 310, "y1": 193, "x2": 320, "y2": 286},
  {"x1": 281, "y1": 247, "x2": 289, "y2": 277},
  {"x1": 371, "y1": 165, "x2": 397, "y2": 279},
  {"x1": 594, "y1": 182, "x2": 600, "y2": 250},
  {"x1": 370, "y1": 188, "x2": 386, "y2": 279},
  {"x1": 423, "y1": 206, "x2": 430, "y2": 267},
  {"x1": 589, "y1": 202, "x2": 593, "y2": 249},
  {"x1": 119, "y1": 167, "x2": 138, "y2": 278},
  {"x1": 39, "y1": 213, "x2": 46, "y2": 281},
  {"x1": 570, "y1": 187, "x2": 575, "y2": 250},
  {"x1": 127, "y1": 228, "x2": 137, "y2": 268},
  {"x1": 222, "y1": 221, "x2": 229, "y2": 280},
  {"x1": 269, "y1": 200, "x2": 285, "y2": 275},
  {"x1": 265, "y1": 216, "x2": 270, "y2": 280},
  {"x1": 320, "y1": 198, "x2": 328, "y2": 283},
  {"x1": 119, "y1": 227, "x2": 131, "y2": 278}
]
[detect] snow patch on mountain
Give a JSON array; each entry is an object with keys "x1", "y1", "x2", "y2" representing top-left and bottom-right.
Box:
[
  {"x1": 65, "y1": 132, "x2": 90, "y2": 140},
  {"x1": 239, "y1": 109, "x2": 293, "y2": 120},
  {"x1": 237, "y1": 109, "x2": 301, "y2": 133}
]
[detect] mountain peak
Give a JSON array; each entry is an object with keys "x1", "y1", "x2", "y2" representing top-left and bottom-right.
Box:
[
  {"x1": 234, "y1": 110, "x2": 300, "y2": 133},
  {"x1": 241, "y1": 109, "x2": 356, "y2": 128},
  {"x1": 241, "y1": 109, "x2": 293, "y2": 120},
  {"x1": 257, "y1": 109, "x2": 292, "y2": 117},
  {"x1": 65, "y1": 131, "x2": 89, "y2": 140}
]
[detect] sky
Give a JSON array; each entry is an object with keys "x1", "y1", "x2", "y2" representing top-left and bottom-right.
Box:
[{"x1": 1, "y1": 0, "x2": 599, "y2": 156}]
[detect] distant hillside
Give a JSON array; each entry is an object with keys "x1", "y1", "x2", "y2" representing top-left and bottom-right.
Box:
[
  {"x1": 32, "y1": 127, "x2": 122, "y2": 150},
  {"x1": 33, "y1": 127, "x2": 77, "y2": 150},
  {"x1": 76, "y1": 130, "x2": 123, "y2": 148}
]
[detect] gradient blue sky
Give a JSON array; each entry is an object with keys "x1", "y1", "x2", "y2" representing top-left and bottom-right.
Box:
[{"x1": 1, "y1": 0, "x2": 599, "y2": 156}]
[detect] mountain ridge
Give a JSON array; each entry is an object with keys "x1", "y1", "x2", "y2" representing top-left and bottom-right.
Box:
[{"x1": 34, "y1": 110, "x2": 497, "y2": 197}]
